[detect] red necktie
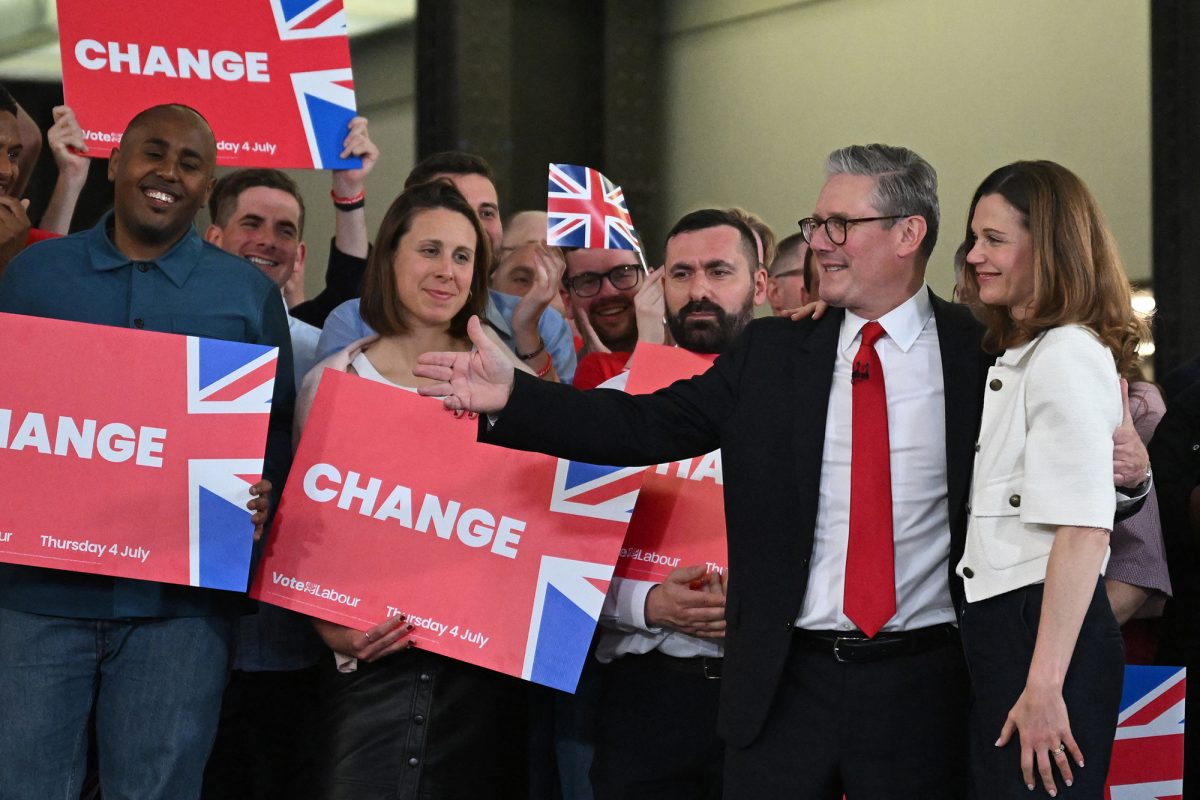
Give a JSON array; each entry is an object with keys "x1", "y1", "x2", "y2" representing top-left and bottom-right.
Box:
[{"x1": 844, "y1": 321, "x2": 896, "y2": 638}]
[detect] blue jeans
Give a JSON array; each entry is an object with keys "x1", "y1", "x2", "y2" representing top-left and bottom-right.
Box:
[{"x1": 0, "y1": 608, "x2": 233, "y2": 800}]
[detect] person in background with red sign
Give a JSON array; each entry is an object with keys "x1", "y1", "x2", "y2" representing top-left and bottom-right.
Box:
[
  {"x1": 296, "y1": 179, "x2": 530, "y2": 799},
  {"x1": 577, "y1": 208, "x2": 766, "y2": 799},
  {"x1": 0, "y1": 103, "x2": 294, "y2": 800}
]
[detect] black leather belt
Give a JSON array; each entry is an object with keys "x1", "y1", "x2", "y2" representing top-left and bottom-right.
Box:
[
  {"x1": 631, "y1": 649, "x2": 723, "y2": 679},
  {"x1": 795, "y1": 623, "x2": 959, "y2": 663}
]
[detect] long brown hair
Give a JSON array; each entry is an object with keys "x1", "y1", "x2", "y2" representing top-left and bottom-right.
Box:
[
  {"x1": 360, "y1": 180, "x2": 490, "y2": 338},
  {"x1": 959, "y1": 161, "x2": 1147, "y2": 375}
]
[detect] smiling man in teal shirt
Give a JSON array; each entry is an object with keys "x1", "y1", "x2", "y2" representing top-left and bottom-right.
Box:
[{"x1": 0, "y1": 104, "x2": 293, "y2": 800}]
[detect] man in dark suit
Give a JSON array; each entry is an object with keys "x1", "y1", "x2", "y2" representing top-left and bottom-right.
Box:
[
  {"x1": 415, "y1": 144, "x2": 975, "y2": 799},
  {"x1": 414, "y1": 145, "x2": 1148, "y2": 798}
]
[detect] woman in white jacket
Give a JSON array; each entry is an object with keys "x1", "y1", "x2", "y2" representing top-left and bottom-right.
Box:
[{"x1": 955, "y1": 161, "x2": 1148, "y2": 799}]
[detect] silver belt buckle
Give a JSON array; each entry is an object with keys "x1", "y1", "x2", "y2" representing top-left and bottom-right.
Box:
[
  {"x1": 833, "y1": 636, "x2": 852, "y2": 663},
  {"x1": 702, "y1": 657, "x2": 720, "y2": 680}
]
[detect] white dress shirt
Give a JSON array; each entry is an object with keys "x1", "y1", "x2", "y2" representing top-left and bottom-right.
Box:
[
  {"x1": 592, "y1": 370, "x2": 724, "y2": 663},
  {"x1": 796, "y1": 286, "x2": 957, "y2": 632}
]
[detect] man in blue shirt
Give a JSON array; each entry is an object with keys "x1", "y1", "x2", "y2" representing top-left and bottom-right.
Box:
[{"x1": 0, "y1": 104, "x2": 294, "y2": 800}]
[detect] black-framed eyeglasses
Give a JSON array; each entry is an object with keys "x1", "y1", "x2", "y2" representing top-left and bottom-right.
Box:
[
  {"x1": 563, "y1": 264, "x2": 642, "y2": 298},
  {"x1": 797, "y1": 215, "x2": 907, "y2": 246}
]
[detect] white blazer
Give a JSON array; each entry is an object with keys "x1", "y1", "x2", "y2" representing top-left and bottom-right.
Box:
[{"x1": 957, "y1": 325, "x2": 1120, "y2": 603}]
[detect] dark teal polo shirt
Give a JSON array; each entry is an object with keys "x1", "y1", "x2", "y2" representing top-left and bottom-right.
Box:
[{"x1": 0, "y1": 212, "x2": 295, "y2": 619}]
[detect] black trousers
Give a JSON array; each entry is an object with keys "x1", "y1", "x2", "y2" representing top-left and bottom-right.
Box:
[
  {"x1": 589, "y1": 652, "x2": 724, "y2": 800},
  {"x1": 724, "y1": 630, "x2": 969, "y2": 799},
  {"x1": 311, "y1": 648, "x2": 528, "y2": 800},
  {"x1": 961, "y1": 580, "x2": 1124, "y2": 800},
  {"x1": 201, "y1": 665, "x2": 324, "y2": 799}
]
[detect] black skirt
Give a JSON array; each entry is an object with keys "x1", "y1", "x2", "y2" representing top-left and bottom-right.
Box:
[{"x1": 311, "y1": 647, "x2": 529, "y2": 800}]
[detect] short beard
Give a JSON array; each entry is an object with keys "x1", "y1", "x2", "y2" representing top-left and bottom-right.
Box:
[{"x1": 666, "y1": 294, "x2": 755, "y2": 355}]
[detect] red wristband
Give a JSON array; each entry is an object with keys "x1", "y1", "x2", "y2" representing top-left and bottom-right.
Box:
[{"x1": 331, "y1": 189, "x2": 366, "y2": 210}]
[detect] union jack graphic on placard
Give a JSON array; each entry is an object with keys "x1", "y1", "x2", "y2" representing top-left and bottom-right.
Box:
[
  {"x1": 549, "y1": 458, "x2": 648, "y2": 523},
  {"x1": 522, "y1": 556, "x2": 613, "y2": 691},
  {"x1": 1105, "y1": 665, "x2": 1186, "y2": 800},
  {"x1": 187, "y1": 337, "x2": 277, "y2": 414},
  {"x1": 547, "y1": 164, "x2": 642, "y2": 251},
  {"x1": 270, "y1": 0, "x2": 347, "y2": 39},
  {"x1": 184, "y1": 337, "x2": 277, "y2": 590},
  {"x1": 291, "y1": 68, "x2": 358, "y2": 171}
]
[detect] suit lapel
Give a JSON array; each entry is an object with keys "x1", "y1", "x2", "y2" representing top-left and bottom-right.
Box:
[
  {"x1": 931, "y1": 291, "x2": 983, "y2": 559},
  {"x1": 792, "y1": 308, "x2": 843, "y2": 538}
]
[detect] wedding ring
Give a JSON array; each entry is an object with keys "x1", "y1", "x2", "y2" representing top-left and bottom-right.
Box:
[{"x1": 1052, "y1": 744, "x2": 1066, "y2": 755}]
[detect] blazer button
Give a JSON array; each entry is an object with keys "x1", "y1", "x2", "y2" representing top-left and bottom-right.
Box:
[
  {"x1": 963, "y1": 567, "x2": 975, "y2": 578},
  {"x1": 989, "y1": 379, "x2": 1003, "y2": 391},
  {"x1": 974, "y1": 442, "x2": 981, "y2": 452},
  {"x1": 1009, "y1": 494, "x2": 1021, "y2": 508}
]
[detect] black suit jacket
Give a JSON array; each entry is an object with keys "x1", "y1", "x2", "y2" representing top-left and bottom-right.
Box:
[{"x1": 481, "y1": 290, "x2": 987, "y2": 747}]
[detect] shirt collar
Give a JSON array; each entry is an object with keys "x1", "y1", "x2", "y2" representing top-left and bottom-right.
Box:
[
  {"x1": 838, "y1": 285, "x2": 933, "y2": 354},
  {"x1": 87, "y1": 211, "x2": 204, "y2": 288}
]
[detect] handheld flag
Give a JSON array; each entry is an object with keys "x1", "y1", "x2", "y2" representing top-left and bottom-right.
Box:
[{"x1": 547, "y1": 163, "x2": 641, "y2": 252}]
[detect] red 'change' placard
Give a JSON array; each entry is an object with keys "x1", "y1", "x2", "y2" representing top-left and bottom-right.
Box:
[
  {"x1": 0, "y1": 312, "x2": 277, "y2": 591},
  {"x1": 250, "y1": 369, "x2": 631, "y2": 692},
  {"x1": 616, "y1": 343, "x2": 727, "y2": 582},
  {"x1": 56, "y1": 0, "x2": 360, "y2": 169}
]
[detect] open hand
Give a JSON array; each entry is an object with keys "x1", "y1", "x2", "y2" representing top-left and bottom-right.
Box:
[{"x1": 414, "y1": 316, "x2": 516, "y2": 414}]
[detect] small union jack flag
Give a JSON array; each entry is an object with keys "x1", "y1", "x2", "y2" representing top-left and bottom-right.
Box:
[
  {"x1": 1105, "y1": 665, "x2": 1186, "y2": 800},
  {"x1": 547, "y1": 164, "x2": 641, "y2": 252}
]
